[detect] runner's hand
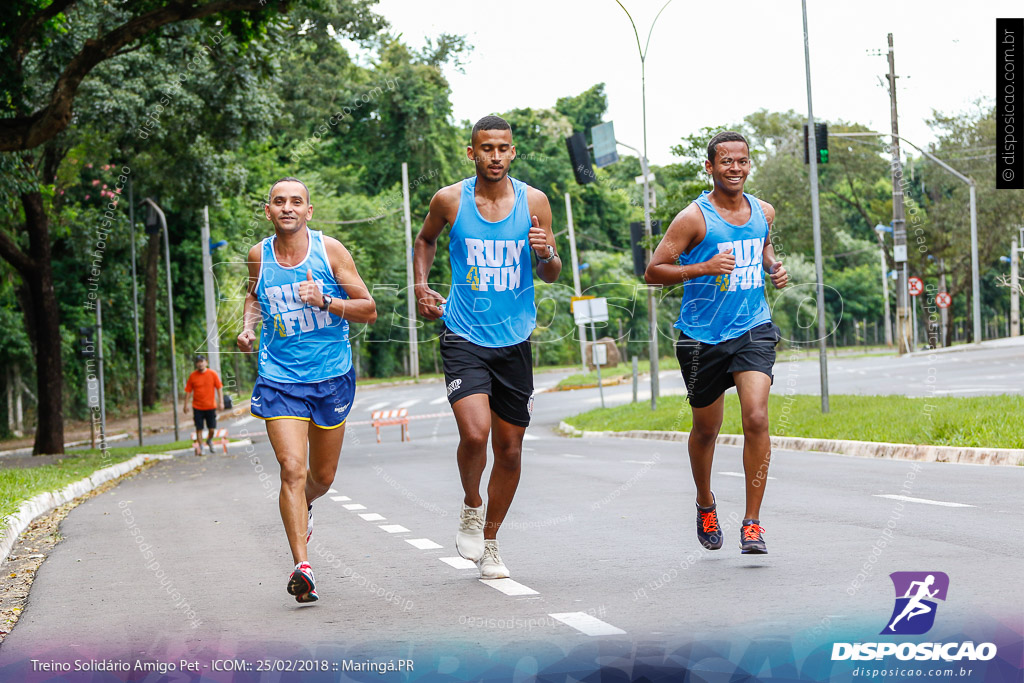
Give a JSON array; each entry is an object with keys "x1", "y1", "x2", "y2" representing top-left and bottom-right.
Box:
[
  {"x1": 769, "y1": 261, "x2": 788, "y2": 289},
  {"x1": 704, "y1": 248, "x2": 735, "y2": 276},
  {"x1": 299, "y1": 269, "x2": 324, "y2": 308},
  {"x1": 183, "y1": 405, "x2": 190, "y2": 415},
  {"x1": 415, "y1": 284, "x2": 446, "y2": 320},
  {"x1": 529, "y1": 215, "x2": 551, "y2": 258},
  {"x1": 237, "y1": 329, "x2": 256, "y2": 353}
]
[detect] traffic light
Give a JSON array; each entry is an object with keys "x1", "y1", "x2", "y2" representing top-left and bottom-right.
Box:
[
  {"x1": 79, "y1": 326, "x2": 95, "y2": 359},
  {"x1": 565, "y1": 131, "x2": 596, "y2": 185},
  {"x1": 803, "y1": 122, "x2": 829, "y2": 164},
  {"x1": 629, "y1": 220, "x2": 662, "y2": 276}
]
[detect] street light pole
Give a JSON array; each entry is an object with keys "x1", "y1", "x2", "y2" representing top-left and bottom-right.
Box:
[
  {"x1": 874, "y1": 225, "x2": 893, "y2": 347},
  {"x1": 142, "y1": 198, "x2": 180, "y2": 441},
  {"x1": 128, "y1": 179, "x2": 144, "y2": 445},
  {"x1": 802, "y1": 0, "x2": 830, "y2": 413},
  {"x1": 615, "y1": 0, "x2": 673, "y2": 411}
]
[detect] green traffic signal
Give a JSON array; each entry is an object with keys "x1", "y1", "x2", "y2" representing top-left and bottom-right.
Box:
[{"x1": 819, "y1": 148, "x2": 829, "y2": 164}]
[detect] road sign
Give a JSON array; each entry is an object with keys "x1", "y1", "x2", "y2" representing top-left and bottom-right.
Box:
[
  {"x1": 573, "y1": 297, "x2": 608, "y2": 325},
  {"x1": 591, "y1": 122, "x2": 618, "y2": 168},
  {"x1": 936, "y1": 291, "x2": 952, "y2": 308},
  {"x1": 570, "y1": 295, "x2": 594, "y2": 313},
  {"x1": 908, "y1": 276, "x2": 923, "y2": 296}
]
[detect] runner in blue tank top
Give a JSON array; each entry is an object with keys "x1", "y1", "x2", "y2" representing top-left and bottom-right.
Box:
[
  {"x1": 646, "y1": 132, "x2": 789, "y2": 555},
  {"x1": 414, "y1": 116, "x2": 561, "y2": 579},
  {"x1": 237, "y1": 177, "x2": 377, "y2": 603}
]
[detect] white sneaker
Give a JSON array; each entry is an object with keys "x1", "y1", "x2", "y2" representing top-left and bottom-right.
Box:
[
  {"x1": 477, "y1": 539, "x2": 509, "y2": 579},
  {"x1": 455, "y1": 502, "x2": 485, "y2": 561}
]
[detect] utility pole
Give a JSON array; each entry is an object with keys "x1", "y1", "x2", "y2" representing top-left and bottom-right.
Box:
[
  {"x1": 402, "y1": 163, "x2": 419, "y2": 378},
  {"x1": 143, "y1": 198, "x2": 180, "y2": 441},
  {"x1": 128, "y1": 179, "x2": 144, "y2": 445},
  {"x1": 874, "y1": 225, "x2": 893, "y2": 346},
  {"x1": 938, "y1": 257, "x2": 948, "y2": 345},
  {"x1": 802, "y1": 0, "x2": 830, "y2": 412},
  {"x1": 565, "y1": 193, "x2": 587, "y2": 372},
  {"x1": 885, "y1": 33, "x2": 911, "y2": 354},
  {"x1": 1011, "y1": 236, "x2": 1021, "y2": 337},
  {"x1": 201, "y1": 206, "x2": 221, "y2": 377}
]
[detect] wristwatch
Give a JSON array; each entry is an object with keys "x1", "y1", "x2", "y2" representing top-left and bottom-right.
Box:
[
  {"x1": 319, "y1": 294, "x2": 333, "y2": 311},
  {"x1": 538, "y1": 244, "x2": 555, "y2": 263}
]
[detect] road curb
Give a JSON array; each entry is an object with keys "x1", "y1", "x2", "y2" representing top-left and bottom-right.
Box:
[
  {"x1": 557, "y1": 421, "x2": 1024, "y2": 467},
  {"x1": 1, "y1": 453, "x2": 173, "y2": 563}
]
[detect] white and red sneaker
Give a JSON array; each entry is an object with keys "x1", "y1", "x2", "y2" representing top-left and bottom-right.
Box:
[{"x1": 287, "y1": 561, "x2": 318, "y2": 602}]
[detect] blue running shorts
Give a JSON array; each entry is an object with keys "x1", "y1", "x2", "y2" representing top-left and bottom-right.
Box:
[{"x1": 250, "y1": 367, "x2": 355, "y2": 429}]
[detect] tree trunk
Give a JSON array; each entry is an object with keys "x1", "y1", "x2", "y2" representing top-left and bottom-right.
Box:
[
  {"x1": 142, "y1": 233, "x2": 160, "y2": 406},
  {"x1": 21, "y1": 191, "x2": 64, "y2": 454}
]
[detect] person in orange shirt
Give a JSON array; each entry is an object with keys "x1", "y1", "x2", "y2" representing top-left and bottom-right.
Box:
[{"x1": 184, "y1": 355, "x2": 223, "y2": 454}]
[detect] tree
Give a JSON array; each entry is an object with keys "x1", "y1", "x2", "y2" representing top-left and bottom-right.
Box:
[{"x1": 0, "y1": 0, "x2": 382, "y2": 454}]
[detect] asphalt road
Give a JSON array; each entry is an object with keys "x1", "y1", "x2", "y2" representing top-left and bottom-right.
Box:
[{"x1": 0, "y1": 341, "x2": 1021, "y2": 680}]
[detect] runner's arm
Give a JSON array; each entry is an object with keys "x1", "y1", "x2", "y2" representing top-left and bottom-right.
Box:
[
  {"x1": 527, "y1": 188, "x2": 561, "y2": 283},
  {"x1": 759, "y1": 201, "x2": 787, "y2": 288},
  {"x1": 645, "y1": 205, "x2": 734, "y2": 285},
  {"x1": 413, "y1": 187, "x2": 457, "y2": 319},
  {"x1": 237, "y1": 244, "x2": 261, "y2": 353},
  {"x1": 324, "y1": 238, "x2": 377, "y2": 324}
]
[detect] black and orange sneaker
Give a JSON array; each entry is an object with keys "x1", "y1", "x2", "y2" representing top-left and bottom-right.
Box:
[
  {"x1": 288, "y1": 561, "x2": 318, "y2": 602},
  {"x1": 695, "y1": 495, "x2": 723, "y2": 550},
  {"x1": 740, "y1": 519, "x2": 767, "y2": 554}
]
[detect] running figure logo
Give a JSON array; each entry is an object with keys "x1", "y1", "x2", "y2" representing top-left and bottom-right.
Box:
[{"x1": 881, "y1": 571, "x2": 949, "y2": 635}]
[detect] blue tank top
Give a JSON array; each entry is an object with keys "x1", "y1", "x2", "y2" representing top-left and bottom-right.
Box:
[
  {"x1": 674, "y1": 191, "x2": 772, "y2": 343},
  {"x1": 255, "y1": 228, "x2": 352, "y2": 382},
  {"x1": 442, "y1": 176, "x2": 536, "y2": 347}
]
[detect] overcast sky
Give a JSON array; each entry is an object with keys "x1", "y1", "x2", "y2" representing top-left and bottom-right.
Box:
[{"x1": 365, "y1": 0, "x2": 1015, "y2": 166}]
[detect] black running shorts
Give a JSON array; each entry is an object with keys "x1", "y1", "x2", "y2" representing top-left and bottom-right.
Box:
[
  {"x1": 675, "y1": 322, "x2": 781, "y2": 408},
  {"x1": 193, "y1": 408, "x2": 217, "y2": 432},
  {"x1": 439, "y1": 325, "x2": 534, "y2": 427}
]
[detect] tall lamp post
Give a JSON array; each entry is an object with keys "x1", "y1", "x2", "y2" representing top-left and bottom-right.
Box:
[
  {"x1": 615, "y1": 0, "x2": 673, "y2": 410},
  {"x1": 142, "y1": 198, "x2": 180, "y2": 441}
]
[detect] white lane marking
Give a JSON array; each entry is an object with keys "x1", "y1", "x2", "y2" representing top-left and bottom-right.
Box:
[
  {"x1": 523, "y1": 433, "x2": 540, "y2": 441},
  {"x1": 719, "y1": 471, "x2": 776, "y2": 480},
  {"x1": 330, "y1": 495, "x2": 351, "y2": 502},
  {"x1": 406, "y1": 538, "x2": 443, "y2": 550},
  {"x1": 359, "y1": 513, "x2": 386, "y2": 521},
  {"x1": 549, "y1": 612, "x2": 627, "y2": 636},
  {"x1": 366, "y1": 401, "x2": 390, "y2": 411},
  {"x1": 397, "y1": 398, "x2": 421, "y2": 408},
  {"x1": 482, "y1": 579, "x2": 539, "y2": 596},
  {"x1": 233, "y1": 415, "x2": 256, "y2": 426},
  {"x1": 430, "y1": 395, "x2": 449, "y2": 405},
  {"x1": 562, "y1": 454, "x2": 585, "y2": 459},
  {"x1": 342, "y1": 503, "x2": 367, "y2": 510},
  {"x1": 625, "y1": 460, "x2": 656, "y2": 465},
  {"x1": 379, "y1": 524, "x2": 410, "y2": 533},
  {"x1": 327, "y1": 489, "x2": 338, "y2": 493},
  {"x1": 440, "y1": 557, "x2": 477, "y2": 569},
  {"x1": 873, "y1": 494, "x2": 975, "y2": 508}
]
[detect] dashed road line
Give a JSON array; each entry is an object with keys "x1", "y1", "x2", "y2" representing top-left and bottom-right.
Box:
[
  {"x1": 366, "y1": 401, "x2": 390, "y2": 411},
  {"x1": 329, "y1": 495, "x2": 351, "y2": 502},
  {"x1": 429, "y1": 395, "x2": 449, "y2": 405},
  {"x1": 482, "y1": 579, "x2": 539, "y2": 596},
  {"x1": 549, "y1": 612, "x2": 626, "y2": 636},
  {"x1": 440, "y1": 557, "x2": 476, "y2": 570},
  {"x1": 397, "y1": 399, "x2": 421, "y2": 408},
  {"x1": 873, "y1": 494, "x2": 975, "y2": 508},
  {"x1": 359, "y1": 513, "x2": 386, "y2": 521},
  {"x1": 342, "y1": 503, "x2": 367, "y2": 510},
  {"x1": 406, "y1": 538, "x2": 443, "y2": 550},
  {"x1": 379, "y1": 524, "x2": 410, "y2": 533}
]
